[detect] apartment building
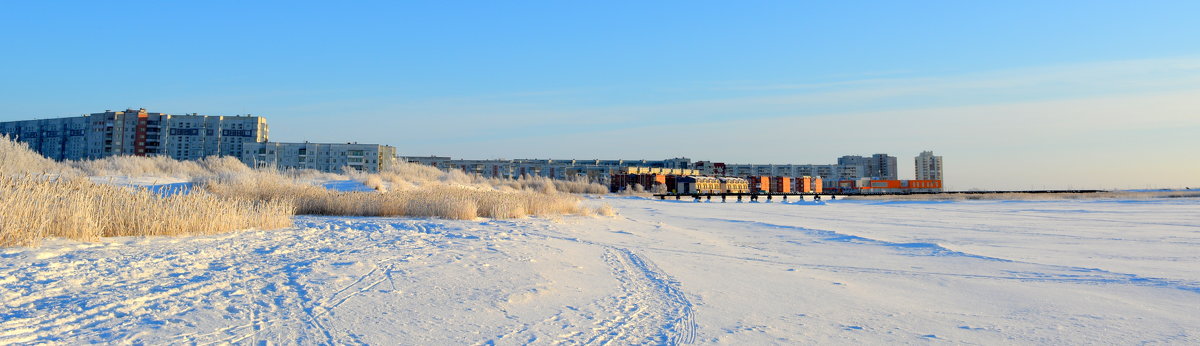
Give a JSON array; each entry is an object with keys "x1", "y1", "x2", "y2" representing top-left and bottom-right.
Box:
[
  {"x1": 401, "y1": 157, "x2": 694, "y2": 184},
  {"x1": 0, "y1": 108, "x2": 268, "y2": 161},
  {"x1": 243, "y1": 142, "x2": 398, "y2": 173},
  {"x1": 0, "y1": 115, "x2": 95, "y2": 160},
  {"x1": 712, "y1": 163, "x2": 857, "y2": 187},
  {"x1": 837, "y1": 154, "x2": 898, "y2": 180},
  {"x1": 915, "y1": 151, "x2": 943, "y2": 181}
]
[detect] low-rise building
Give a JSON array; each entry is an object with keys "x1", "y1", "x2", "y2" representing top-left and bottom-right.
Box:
[{"x1": 243, "y1": 142, "x2": 397, "y2": 173}]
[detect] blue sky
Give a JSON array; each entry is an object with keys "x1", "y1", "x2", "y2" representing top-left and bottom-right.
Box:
[{"x1": 2, "y1": 1, "x2": 1198, "y2": 189}]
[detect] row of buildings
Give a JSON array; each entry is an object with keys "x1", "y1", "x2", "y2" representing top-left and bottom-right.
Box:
[
  {"x1": 0, "y1": 108, "x2": 397, "y2": 172},
  {"x1": 2, "y1": 108, "x2": 944, "y2": 190},
  {"x1": 401, "y1": 157, "x2": 695, "y2": 181},
  {"x1": 402, "y1": 152, "x2": 944, "y2": 190}
]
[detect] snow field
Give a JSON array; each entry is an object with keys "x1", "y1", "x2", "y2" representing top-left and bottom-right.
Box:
[{"x1": 0, "y1": 197, "x2": 1197, "y2": 344}]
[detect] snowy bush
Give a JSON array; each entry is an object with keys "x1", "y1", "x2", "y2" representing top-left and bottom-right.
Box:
[
  {"x1": 359, "y1": 162, "x2": 608, "y2": 195},
  {"x1": 68, "y1": 155, "x2": 253, "y2": 180},
  {"x1": 0, "y1": 135, "x2": 78, "y2": 176},
  {"x1": 198, "y1": 173, "x2": 600, "y2": 220},
  {"x1": 0, "y1": 136, "x2": 614, "y2": 247}
]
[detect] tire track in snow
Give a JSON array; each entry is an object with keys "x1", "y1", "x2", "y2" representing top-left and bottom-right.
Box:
[
  {"x1": 482, "y1": 220, "x2": 697, "y2": 345},
  {"x1": 587, "y1": 247, "x2": 697, "y2": 345},
  {"x1": 0, "y1": 219, "x2": 444, "y2": 344}
]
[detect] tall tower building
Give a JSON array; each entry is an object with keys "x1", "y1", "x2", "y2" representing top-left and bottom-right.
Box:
[
  {"x1": 869, "y1": 153, "x2": 898, "y2": 180},
  {"x1": 915, "y1": 151, "x2": 943, "y2": 181}
]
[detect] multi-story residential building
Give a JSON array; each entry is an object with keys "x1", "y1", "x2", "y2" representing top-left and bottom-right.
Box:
[
  {"x1": 400, "y1": 157, "x2": 693, "y2": 185},
  {"x1": 0, "y1": 108, "x2": 268, "y2": 161},
  {"x1": 716, "y1": 163, "x2": 857, "y2": 187},
  {"x1": 243, "y1": 142, "x2": 398, "y2": 173},
  {"x1": 837, "y1": 154, "x2": 897, "y2": 180},
  {"x1": 836, "y1": 155, "x2": 869, "y2": 172},
  {"x1": 915, "y1": 151, "x2": 943, "y2": 181},
  {"x1": 0, "y1": 115, "x2": 94, "y2": 160},
  {"x1": 868, "y1": 154, "x2": 898, "y2": 180}
]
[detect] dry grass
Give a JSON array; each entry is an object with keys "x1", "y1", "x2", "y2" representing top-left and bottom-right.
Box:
[
  {"x1": 0, "y1": 136, "x2": 79, "y2": 176},
  {"x1": 361, "y1": 161, "x2": 609, "y2": 195},
  {"x1": 69, "y1": 155, "x2": 252, "y2": 180},
  {"x1": 198, "y1": 170, "x2": 601, "y2": 220},
  {"x1": 0, "y1": 175, "x2": 293, "y2": 247},
  {"x1": 841, "y1": 190, "x2": 1200, "y2": 201},
  {"x1": 596, "y1": 203, "x2": 617, "y2": 217},
  {"x1": 1, "y1": 136, "x2": 613, "y2": 248},
  {"x1": 1, "y1": 137, "x2": 291, "y2": 247}
]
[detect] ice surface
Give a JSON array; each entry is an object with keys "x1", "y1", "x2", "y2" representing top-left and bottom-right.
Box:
[
  {"x1": 322, "y1": 180, "x2": 376, "y2": 192},
  {"x1": 1, "y1": 197, "x2": 1197, "y2": 344}
]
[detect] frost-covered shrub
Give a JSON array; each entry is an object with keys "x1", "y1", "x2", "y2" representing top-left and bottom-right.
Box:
[
  {"x1": 199, "y1": 172, "x2": 600, "y2": 220},
  {"x1": 0, "y1": 136, "x2": 78, "y2": 176},
  {"x1": 68, "y1": 155, "x2": 255, "y2": 180},
  {"x1": 360, "y1": 162, "x2": 608, "y2": 194}
]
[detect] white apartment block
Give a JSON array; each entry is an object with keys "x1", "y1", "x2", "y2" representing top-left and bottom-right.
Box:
[
  {"x1": 243, "y1": 142, "x2": 398, "y2": 173},
  {"x1": 915, "y1": 151, "x2": 943, "y2": 181},
  {"x1": 0, "y1": 108, "x2": 268, "y2": 161},
  {"x1": 836, "y1": 154, "x2": 898, "y2": 180}
]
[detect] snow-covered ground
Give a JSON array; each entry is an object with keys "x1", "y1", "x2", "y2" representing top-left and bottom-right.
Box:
[{"x1": 2, "y1": 197, "x2": 1198, "y2": 344}]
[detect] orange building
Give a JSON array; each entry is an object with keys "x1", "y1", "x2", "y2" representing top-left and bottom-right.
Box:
[
  {"x1": 771, "y1": 176, "x2": 792, "y2": 193},
  {"x1": 745, "y1": 176, "x2": 770, "y2": 193},
  {"x1": 795, "y1": 176, "x2": 813, "y2": 193}
]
